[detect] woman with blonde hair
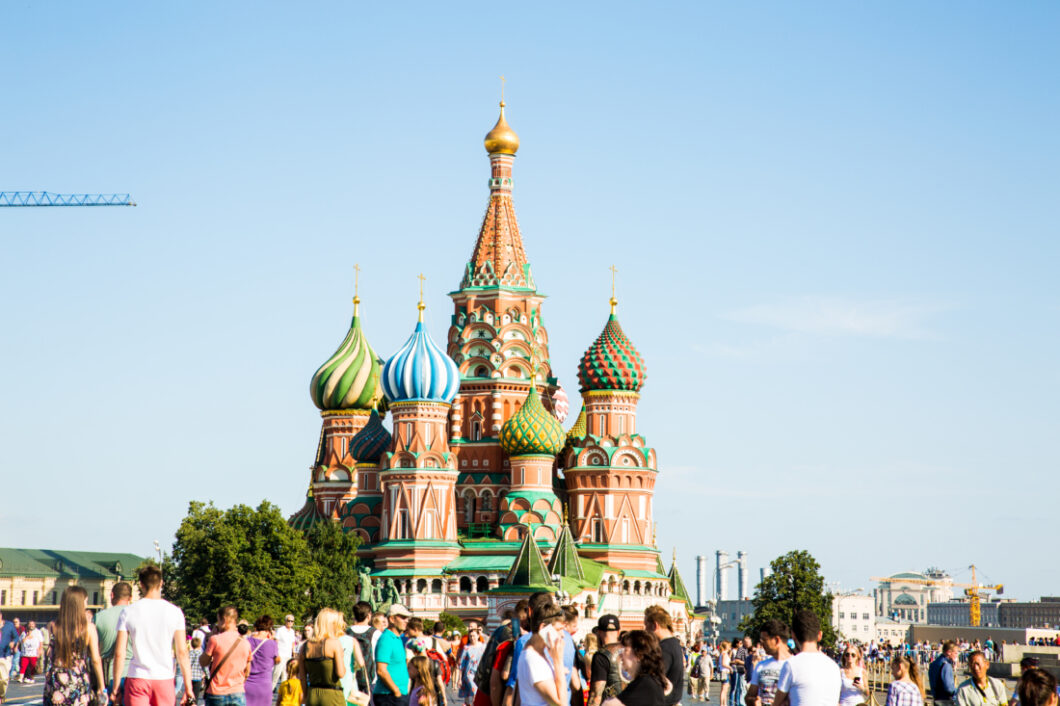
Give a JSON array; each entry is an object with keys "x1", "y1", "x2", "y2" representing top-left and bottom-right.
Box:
[
  {"x1": 43, "y1": 586, "x2": 106, "y2": 706},
  {"x1": 886, "y1": 654, "x2": 925, "y2": 706},
  {"x1": 718, "y1": 641, "x2": 733, "y2": 706},
  {"x1": 298, "y1": 610, "x2": 347, "y2": 706}
]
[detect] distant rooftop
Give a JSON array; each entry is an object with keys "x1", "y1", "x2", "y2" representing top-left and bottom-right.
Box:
[{"x1": 0, "y1": 548, "x2": 145, "y2": 579}]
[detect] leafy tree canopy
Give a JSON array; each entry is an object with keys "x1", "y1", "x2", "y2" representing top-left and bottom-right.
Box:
[
  {"x1": 167, "y1": 500, "x2": 331, "y2": 623},
  {"x1": 303, "y1": 519, "x2": 361, "y2": 619},
  {"x1": 738, "y1": 550, "x2": 836, "y2": 648},
  {"x1": 436, "y1": 611, "x2": 466, "y2": 633}
]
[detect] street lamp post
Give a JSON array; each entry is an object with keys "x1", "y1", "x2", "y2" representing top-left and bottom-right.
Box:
[{"x1": 153, "y1": 539, "x2": 162, "y2": 564}]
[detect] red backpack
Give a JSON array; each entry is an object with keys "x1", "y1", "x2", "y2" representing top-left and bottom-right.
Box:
[{"x1": 425, "y1": 638, "x2": 452, "y2": 685}]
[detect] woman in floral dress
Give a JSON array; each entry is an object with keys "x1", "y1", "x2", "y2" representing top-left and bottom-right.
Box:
[
  {"x1": 44, "y1": 586, "x2": 105, "y2": 706},
  {"x1": 457, "y1": 624, "x2": 486, "y2": 706}
]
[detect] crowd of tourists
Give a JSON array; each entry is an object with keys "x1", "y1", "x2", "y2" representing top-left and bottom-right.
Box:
[{"x1": 2, "y1": 566, "x2": 1058, "y2": 706}]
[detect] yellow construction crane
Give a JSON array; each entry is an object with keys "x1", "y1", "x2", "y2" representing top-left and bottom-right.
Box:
[{"x1": 871, "y1": 565, "x2": 1003, "y2": 626}]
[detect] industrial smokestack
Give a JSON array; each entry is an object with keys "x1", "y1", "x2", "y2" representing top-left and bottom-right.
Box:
[
  {"x1": 716, "y1": 550, "x2": 729, "y2": 601},
  {"x1": 696, "y1": 555, "x2": 708, "y2": 607},
  {"x1": 760, "y1": 567, "x2": 766, "y2": 584},
  {"x1": 737, "y1": 550, "x2": 748, "y2": 599}
]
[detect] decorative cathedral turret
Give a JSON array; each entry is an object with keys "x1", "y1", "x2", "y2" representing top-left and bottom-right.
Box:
[
  {"x1": 564, "y1": 285, "x2": 659, "y2": 573},
  {"x1": 374, "y1": 292, "x2": 463, "y2": 572},
  {"x1": 447, "y1": 100, "x2": 564, "y2": 534},
  {"x1": 497, "y1": 384, "x2": 565, "y2": 541},
  {"x1": 338, "y1": 410, "x2": 391, "y2": 543},
  {"x1": 301, "y1": 284, "x2": 385, "y2": 522}
]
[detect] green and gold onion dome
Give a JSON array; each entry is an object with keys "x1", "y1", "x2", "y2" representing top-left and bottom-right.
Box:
[
  {"x1": 566, "y1": 404, "x2": 587, "y2": 441},
  {"x1": 577, "y1": 313, "x2": 647, "y2": 393},
  {"x1": 349, "y1": 409, "x2": 392, "y2": 464},
  {"x1": 501, "y1": 385, "x2": 565, "y2": 457},
  {"x1": 310, "y1": 301, "x2": 385, "y2": 411},
  {"x1": 289, "y1": 488, "x2": 328, "y2": 530}
]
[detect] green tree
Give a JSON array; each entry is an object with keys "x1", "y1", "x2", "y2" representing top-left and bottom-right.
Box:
[
  {"x1": 436, "y1": 611, "x2": 466, "y2": 633},
  {"x1": 303, "y1": 520, "x2": 361, "y2": 618},
  {"x1": 168, "y1": 501, "x2": 320, "y2": 623},
  {"x1": 738, "y1": 550, "x2": 836, "y2": 648}
]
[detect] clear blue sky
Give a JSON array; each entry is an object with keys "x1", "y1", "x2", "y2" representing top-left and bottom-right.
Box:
[{"x1": 2, "y1": 2, "x2": 1057, "y2": 601}]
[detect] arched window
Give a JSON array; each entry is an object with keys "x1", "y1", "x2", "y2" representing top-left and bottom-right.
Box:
[
  {"x1": 471, "y1": 419, "x2": 482, "y2": 441},
  {"x1": 464, "y1": 491, "x2": 476, "y2": 524},
  {"x1": 622, "y1": 580, "x2": 630, "y2": 594},
  {"x1": 459, "y1": 577, "x2": 472, "y2": 592},
  {"x1": 416, "y1": 579, "x2": 428, "y2": 594},
  {"x1": 476, "y1": 576, "x2": 490, "y2": 593},
  {"x1": 634, "y1": 580, "x2": 641, "y2": 595},
  {"x1": 431, "y1": 579, "x2": 443, "y2": 594},
  {"x1": 481, "y1": 491, "x2": 493, "y2": 512},
  {"x1": 475, "y1": 366, "x2": 488, "y2": 378}
]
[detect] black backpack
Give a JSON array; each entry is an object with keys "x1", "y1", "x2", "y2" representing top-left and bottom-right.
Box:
[
  {"x1": 474, "y1": 623, "x2": 514, "y2": 692},
  {"x1": 347, "y1": 626, "x2": 376, "y2": 691}
]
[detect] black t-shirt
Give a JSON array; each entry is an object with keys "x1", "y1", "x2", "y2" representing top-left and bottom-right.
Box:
[
  {"x1": 618, "y1": 675, "x2": 665, "y2": 706},
  {"x1": 659, "y1": 637, "x2": 684, "y2": 706},
  {"x1": 590, "y1": 649, "x2": 612, "y2": 685}
]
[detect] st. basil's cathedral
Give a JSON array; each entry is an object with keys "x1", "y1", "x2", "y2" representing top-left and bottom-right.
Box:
[{"x1": 288, "y1": 100, "x2": 699, "y2": 635}]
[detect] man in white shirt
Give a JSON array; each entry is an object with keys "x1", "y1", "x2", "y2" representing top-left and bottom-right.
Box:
[
  {"x1": 272, "y1": 614, "x2": 298, "y2": 689},
  {"x1": 773, "y1": 610, "x2": 840, "y2": 706},
  {"x1": 111, "y1": 565, "x2": 193, "y2": 706},
  {"x1": 747, "y1": 620, "x2": 792, "y2": 706},
  {"x1": 17, "y1": 622, "x2": 43, "y2": 683},
  {"x1": 191, "y1": 619, "x2": 211, "y2": 647}
]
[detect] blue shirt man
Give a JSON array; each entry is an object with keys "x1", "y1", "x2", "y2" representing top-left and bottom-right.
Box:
[
  {"x1": 374, "y1": 604, "x2": 412, "y2": 704},
  {"x1": 0, "y1": 614, "x2": 18, "y2": 658},
  {"x1": 929, "y1": 642, "x2": 959, "y2": 702}
]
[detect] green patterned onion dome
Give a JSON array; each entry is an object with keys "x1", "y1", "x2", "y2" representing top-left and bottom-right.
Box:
[
  {"x1": 289, "y1": 488, "x2": 328, "y2": 530},
  {"x1": 577, "y1": 314, "x2": 647, "y2": 392},
  {"x1": 349, "y1": 410, "x2": 392, "y2": 464},
  {"x1": 310, "y1": 309, "x2": 385, "y2": 411},
  {"x1": 501, "y1": 385, "x2": 565, "y2": 457}
]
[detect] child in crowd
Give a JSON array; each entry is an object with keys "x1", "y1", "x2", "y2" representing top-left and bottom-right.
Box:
[
  {"x1": 276, "y1": 659, "x2": 302, "y2": 706},
  {"x1": 410, "y1": 655, "x2": 438, "y2": 706},
  {"x1": 188, "y1": 637, "x2": 205, "y2": 704}
]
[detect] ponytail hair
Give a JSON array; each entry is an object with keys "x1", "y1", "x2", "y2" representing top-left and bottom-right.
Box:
[{"x1": 893, "y1": 655, "x2": 925, "y2": 698}]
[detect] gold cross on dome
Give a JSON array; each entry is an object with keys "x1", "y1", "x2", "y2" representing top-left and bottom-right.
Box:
[
  {"x1": 609, "y1": 264, "x2": 618, "y2": 314},
  {"x1": 417, "y1": 273, "x2": 426, "y2": 320}
]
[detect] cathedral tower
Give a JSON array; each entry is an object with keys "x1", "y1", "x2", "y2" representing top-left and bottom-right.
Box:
[
  {"x1": 447, "y1": 101, "x2": 563, "y2": 534},
  {"x1": 304, "y1": 290, "x2": 385, "y2": 520},
  {"x1": 374, "y1": 296, "x2": 463, "y2": 572},
  {"x1": 564, "y1": 292, "x2": 659, "y2": 573}
]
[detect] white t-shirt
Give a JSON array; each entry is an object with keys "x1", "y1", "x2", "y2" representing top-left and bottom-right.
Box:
[
  {"x1": 116, "y1": 598, "x2": 186, "y2": 679},
  {"x1": 750, "y1": 656, "x2": 787, "y2": 706},
  {"x1": 275, "y1": 625, "x2": 297, "y2": 660},
  {"x1": 191, "y1": 626, "x2": 211, "y2": 645},
  {"x1": 776, "y1": 651, "x2": 841, "y2": 706},
  {"x1": 517, "y1": 645, "x2": 560, "y2": 706},
  {"x1": 21, "y1": 629, "x2": 43, "y2": 657}
]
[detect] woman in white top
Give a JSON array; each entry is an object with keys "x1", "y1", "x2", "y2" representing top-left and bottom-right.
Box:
[
  {"x1": 516, "y1": 605, "x2": 567, "y2": 706},
  {"x1": 839, "y1": 648, "x2": 868, "y2": 706},
  {"x1": 718, "y1": 642, "x2": 733, "y2": 706}
]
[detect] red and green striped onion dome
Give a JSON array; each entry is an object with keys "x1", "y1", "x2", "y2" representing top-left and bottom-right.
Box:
[
  {"x1": 349, "y1": 410, "x2": 392, "y2": 464},
  {"x1": 310, "y1": 308, "x2": 385, "y2": 411},
  {"x1": 500, "y1": 385, "x2": 565, "y2": 457},
  {"x1": 577, "y1": 314, "x2": 647, "y2": 392}
]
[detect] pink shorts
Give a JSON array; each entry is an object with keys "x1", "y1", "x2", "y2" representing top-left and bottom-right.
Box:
[{"x1": 124, "y1": 677, "x2": 176, "y2": 706}]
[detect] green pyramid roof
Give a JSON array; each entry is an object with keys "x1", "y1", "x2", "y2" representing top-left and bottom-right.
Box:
[
  {"x1": 669, "y1": 554, "x2": 693, "y2": 606},
  {"x1": 504, "y1": 530, "x2": 555, "y2": 589},
  {"x1": 547, "y1": 524, "x2": 584, "y2": 582}
]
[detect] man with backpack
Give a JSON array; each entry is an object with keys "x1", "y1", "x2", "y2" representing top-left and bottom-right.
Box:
[
  {"x1": 587, "y1": 615, "x2": 624, "y2": 706},
  {"x1": 405, "y1": 618, "x2": 449, "y2": 706},
  {"x1": 472, "y1": 601, "x2": 529, "y2": 706},
  {"x1": 348, "y1": 602, "x2": 379, "y2": 693}
]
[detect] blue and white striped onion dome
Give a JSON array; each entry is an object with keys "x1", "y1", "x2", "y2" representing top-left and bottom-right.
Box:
[{"x1": 382, "y1": 320, "x2": 461, "y2": 403}]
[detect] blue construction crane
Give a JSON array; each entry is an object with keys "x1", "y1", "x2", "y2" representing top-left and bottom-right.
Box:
[{"x1": 0, "y1": 191, "x2": 135, "y2": 207}]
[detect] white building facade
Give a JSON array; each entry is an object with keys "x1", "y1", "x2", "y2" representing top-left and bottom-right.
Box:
[{"x1": 833, "y1": 593, "x2": 876, "y2": 641}]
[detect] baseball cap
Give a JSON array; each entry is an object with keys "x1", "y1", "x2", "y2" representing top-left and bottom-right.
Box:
[
  {"x1": 596, "y1": 614, "x2": 620, "y2": 632},
  {"x1": 387, "y1": 604, "x2": 412, "y2": 618}
]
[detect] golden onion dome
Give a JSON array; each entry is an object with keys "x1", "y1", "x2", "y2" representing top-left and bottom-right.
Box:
[{"x1": 484, "y1": 102, "x2": 519, "y2": 155}]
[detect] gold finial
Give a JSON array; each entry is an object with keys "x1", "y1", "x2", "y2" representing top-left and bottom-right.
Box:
[
  {"x1": 352, "y1": 263, "x2": 361, "y2": 316},
  {"x1": 653, "y1": 522, "x2": 658, "y2": 547},
  {"x1": 562, "y1": 503, "x2": 569, "y2": 523},
  {"x1": 609, "y1": 265, "x2": 618, "y2": 315},
  {"x1": 485, "y1": 81, "x2": 519, "y2": 155},
  {"x1": 417, "y1": 273, "x2": 426, "y2": 322},
  {"x1": 500, "y1": 74, "x2": 506, "y2": 107},
  {"x1": 672, "y1": 547, "x2": 677, "y2": 563}
]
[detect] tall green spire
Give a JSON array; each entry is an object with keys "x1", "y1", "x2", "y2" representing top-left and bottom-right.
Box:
[
  {"x1": 504, "y1": 529, "x2": 555, "y2": 589},
  {"x1": 547, "y1": 524, "x2": 584, "y2": 581},
  {"x1": 669, "y1": 551, "x2": 692, "y2": 606}
]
